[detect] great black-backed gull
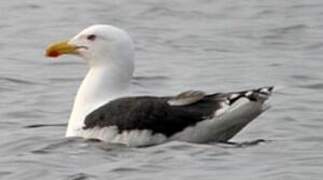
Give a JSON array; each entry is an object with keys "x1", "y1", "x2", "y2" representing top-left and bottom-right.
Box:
[{"x1": 46, "y1": 24, "x2": 273, "y2": 147}]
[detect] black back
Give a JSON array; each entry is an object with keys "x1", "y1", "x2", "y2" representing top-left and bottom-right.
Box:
[
  {"x1": 84, "y1": 96, "x2": 220, "y2": 137},
  {"x1": 83, "y1": 86, "x2": 273, "y2": 138}
]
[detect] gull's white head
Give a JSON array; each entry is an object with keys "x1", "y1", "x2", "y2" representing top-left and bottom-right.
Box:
[
  {"x1": 46, "y1": 25, "x2": 136, "y2": 137},
  {"x1": 46, "y1": 24, "x2": 134, "y2": 69}
]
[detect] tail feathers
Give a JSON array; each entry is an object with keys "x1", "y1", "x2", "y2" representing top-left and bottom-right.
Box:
[
  {"x1": 226, "y1": 86, "x2": 274, "y2": 105},
  {"x1": 214, "y1": 86, "x2": 274, "y2": 142},
  {"x1": 209, "y1": 87, "x2": 274, "y2": 142},
  {"x1": 168, "y1": 86, "x2": 274, "y2": 143}
]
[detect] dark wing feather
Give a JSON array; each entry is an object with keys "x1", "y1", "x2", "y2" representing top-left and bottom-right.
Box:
[
  {"x1": 84, "y1": 87, "x2": 273, "y2": 137},
  {"x1": 84, "y1": 95, "x2": 220, "y2": 137}
]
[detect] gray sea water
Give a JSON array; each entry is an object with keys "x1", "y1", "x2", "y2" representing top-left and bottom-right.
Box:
[{"x1": 1, "y1": 0, "x2": 323, "y2": 179}]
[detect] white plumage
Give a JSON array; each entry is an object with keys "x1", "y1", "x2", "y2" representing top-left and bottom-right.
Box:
[{"x1": 46, "y1": 25, "x2": 273, "y2": 147}]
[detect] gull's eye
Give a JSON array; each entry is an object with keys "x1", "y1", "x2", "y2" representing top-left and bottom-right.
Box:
[{"x1": 87, "y1": 34, "x2": 96, "y2": 41}]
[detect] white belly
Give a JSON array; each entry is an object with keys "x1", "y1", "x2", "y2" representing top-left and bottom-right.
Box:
[{"x1": 79, "y1": 126, "x2": 167, "y2": 147}]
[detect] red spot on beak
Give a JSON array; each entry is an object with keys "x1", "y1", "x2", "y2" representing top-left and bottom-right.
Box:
[{"x1": 46, "y1": 50, "x2": 60, "y2": 57}]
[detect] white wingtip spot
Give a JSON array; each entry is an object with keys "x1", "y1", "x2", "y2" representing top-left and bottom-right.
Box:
[
  {"x1": 229, "y1": 93, "x2": 239, "y2": 99},
  {"x1": 214, "y1": 102, "x2": 230, "y2": 116},
  {"x1": 245, "y1": 91, "x2": 252, "y2": 96},
  {"x1": 260, "y1": 88, "x2": 270, "y2": 94}
]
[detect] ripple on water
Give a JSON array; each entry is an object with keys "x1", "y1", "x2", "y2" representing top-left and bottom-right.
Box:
[
  {"x1": 64, "y1": 173, "x2": 96, "y2": 180},
  {"x1": 298, "y1": 82, "x2": 323, "y2": 90},
  {"x1": 0, "y1": 77, "x2": 39, "y2": 85}
]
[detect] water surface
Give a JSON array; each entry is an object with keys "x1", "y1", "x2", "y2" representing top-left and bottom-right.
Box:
[{"x1": 0, "y1": 0, "x2": 323, "y2": 179}]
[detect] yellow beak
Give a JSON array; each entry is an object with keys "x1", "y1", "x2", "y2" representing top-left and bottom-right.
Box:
[{"x1": 46, "y1": 40, "x2": 78, "y2": 57}]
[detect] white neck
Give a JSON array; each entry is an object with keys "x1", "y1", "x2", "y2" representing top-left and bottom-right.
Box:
[{"x1": 66, "y1": 63, "x2": 133, "y2": 136}]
